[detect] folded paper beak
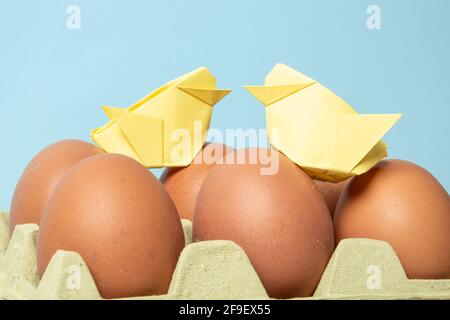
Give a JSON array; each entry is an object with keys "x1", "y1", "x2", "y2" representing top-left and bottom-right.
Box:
[
  {"x1": 178, "y1": 86, "x2": 231, "y2": 106},
  {"x1": 244, "y1": 83, "x2": 315, "y2": 106}
]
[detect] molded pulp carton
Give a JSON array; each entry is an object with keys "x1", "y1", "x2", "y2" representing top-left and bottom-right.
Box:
[{"x1": 1, "y1": 211, "x2": 449, "y2": 300}]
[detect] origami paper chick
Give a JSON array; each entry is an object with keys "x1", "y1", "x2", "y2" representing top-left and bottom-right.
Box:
[
  {"x1": 91, "y1": 67, "x2": 230, "y2": 167},
  {"x1": 244, "y1": 64, "x2": 401, "y2": 182}
]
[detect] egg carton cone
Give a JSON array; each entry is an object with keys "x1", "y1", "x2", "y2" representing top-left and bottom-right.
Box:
[{"x1": 1, "y1": 211, "x2": 450, "y2": 300}]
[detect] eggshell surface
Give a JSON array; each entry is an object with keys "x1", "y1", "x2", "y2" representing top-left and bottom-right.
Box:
[
  {"x1": 314, "y1": 179, "x2": 350, "y2": 218},
  {"x1": 9, "y1": 140, "x2": 104, "y2": 235},
  {"x1": 37, "y1": 153, "x2": 185, "y2": 299},
  {"x1": 193, "y1": 148, "x2": 334, "y2": 298},
  {"x1": 160, "y1": 143, "x2": 233, "y2": 220},
  {"x1": 334, "y1": 159, "x2": 450, "y2": 279}
]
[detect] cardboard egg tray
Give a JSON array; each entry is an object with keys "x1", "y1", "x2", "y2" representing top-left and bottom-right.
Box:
[{"x1": 1, "y1": 210, "x2": 450, "y2": 300}]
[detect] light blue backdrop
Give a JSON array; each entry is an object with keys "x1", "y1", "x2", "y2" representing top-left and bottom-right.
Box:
[{"x1": 1, "y1": 0, "x2": 449, "y2": 209}]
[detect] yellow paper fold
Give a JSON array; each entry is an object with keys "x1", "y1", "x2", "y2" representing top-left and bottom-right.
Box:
[
  {"x1": 244, "y1": 63, "x2": 401, "y2": 182},
  {"x1": 91, "y1": 67, "x2": 231, "y2": 167}
]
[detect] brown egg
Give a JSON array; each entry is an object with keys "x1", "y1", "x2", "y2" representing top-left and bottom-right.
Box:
[
  {"x1": 314, "y1": 179, "x2": 350, "y2": 218},
  {"x1": 334, "y1": 159, "x2": 450, "y2": 279},
  {"x1": 193, "y1": 148, "x2": 334, "y2": 298},
  {"x1": 9, "y1": 140, "x2": 104, "y2": 235},
  {"x1": 37, "y1": 153, "x2": 185, "y2": 299},
  {"x1": 160, "y1": 143, "x2": 234, "y2": 220}
]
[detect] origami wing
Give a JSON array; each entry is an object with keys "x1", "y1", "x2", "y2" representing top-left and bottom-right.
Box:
[
  {"x1": 98, "y1": 106, "x2": 164, "y2": 167},
  {"x1": 330, "y1": 114, "x2": 401, "y2": 178}
]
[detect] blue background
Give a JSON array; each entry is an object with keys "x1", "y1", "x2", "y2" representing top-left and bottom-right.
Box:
[{"x1": 1, "y1": 0, "x2": 449, "y2": 210}]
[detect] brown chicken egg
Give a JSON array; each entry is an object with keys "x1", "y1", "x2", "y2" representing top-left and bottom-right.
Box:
[
  {"x1": 314, "y1": 179, "x2": 350, "y2": 218},
  {"x1": 193, "y1": 148, "x2": 334, "y2": 298},
  {"x1": 334, "y1": 159, "x2": 450, "y2": 279},
  {"x1": 160, "y1": 143, "x2": 233, "y2": 220},
  {"x1": 37, "y1": 153, "x2": 185, "y2": 299},
  {"x1": 9, "y1": 140, "x2": 104, "y2": 235}
]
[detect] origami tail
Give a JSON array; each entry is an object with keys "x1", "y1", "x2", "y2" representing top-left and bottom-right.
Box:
[
  {"x1": 243, "y1": 83, "x2": 314, "y2": 106},
  {"x1": 101, "y1": 106, "x2": 164, "y2": 167},
  {"x1": 331, "y1": 114, "x2": 401, "y2": 174},
  {"x1": 101, "y1": 106, "x2": 124, "y2": 120}
]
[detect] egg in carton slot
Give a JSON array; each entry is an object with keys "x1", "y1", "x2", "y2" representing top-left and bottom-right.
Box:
[{"x1": 1, "y1": 211, "x2": 450, "y2": 300}]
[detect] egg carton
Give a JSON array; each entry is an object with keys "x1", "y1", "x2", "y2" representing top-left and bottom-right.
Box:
[{"x1": 1, "y1": 211, "x2": 450, "y2": 300}]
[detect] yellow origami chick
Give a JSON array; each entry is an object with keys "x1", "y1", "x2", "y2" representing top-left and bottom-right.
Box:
[
  {"x1": 244, "y1": 64, "x2": 401, "y2": 182},
  {"x1": 91, "y1": 67, "x2": 230, "y2": 167}
]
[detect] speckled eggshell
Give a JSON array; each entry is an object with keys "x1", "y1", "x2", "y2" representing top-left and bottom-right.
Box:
[
  {"x1": 334, "y1": 159, "x2": 450, "y2": 279},
  {"x1": 193, "y1": 148, "x2": 334, "y2": 298},
  {"x1": 9, "y1": 140, "x2": 104, "y2": 235},
  {"x1": 160, "y1": 143, "x2": 234, "y2": 220},
  {"x1": 37, "y1": 153, "x2": 185, "y2": 299}
]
